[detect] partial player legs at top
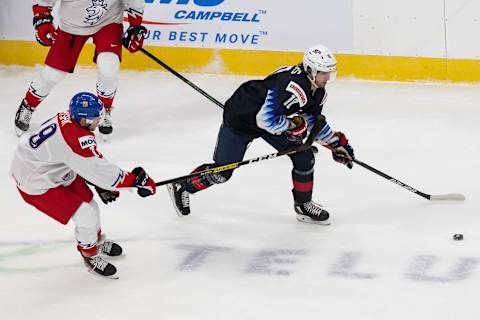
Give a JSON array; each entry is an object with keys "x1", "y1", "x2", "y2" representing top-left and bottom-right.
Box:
[
  {"x1": 14, "y1": 66, "x2": 67, "y2": 136},
  {"x1": 96, "y1": 52, "x2": 120, "y2": 135},
  {"x1": 93, "y1": 23, "x2": 123, "y2": 136},
  {"x1": 14, "y1": 28, "x2": 88, "y2": 136},
  {"x1": 14, "y1": 23, "x2": 122, "y2": 137}
]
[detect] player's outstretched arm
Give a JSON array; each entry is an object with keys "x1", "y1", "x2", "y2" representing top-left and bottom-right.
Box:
[
  {"x1": 63, "y1": 138, "x2": 156, "y2": 197},
  {"x1": 116, "y1": 167, "x2": 156, "y2": 197}
]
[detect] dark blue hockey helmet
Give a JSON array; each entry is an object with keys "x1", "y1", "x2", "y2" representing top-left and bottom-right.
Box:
[{"x1": 69, "y1": 92, "x2": 104, "y2": 123}]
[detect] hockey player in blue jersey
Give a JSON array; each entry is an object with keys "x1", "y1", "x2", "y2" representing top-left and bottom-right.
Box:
[{"x1": 167, "y1": 45, "x2": 355, "y2": 225}]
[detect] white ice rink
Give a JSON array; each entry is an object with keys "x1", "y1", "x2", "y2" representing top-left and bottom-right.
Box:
[{"x1": 0, "y1": 66, "x2": 479, "y2": 320}]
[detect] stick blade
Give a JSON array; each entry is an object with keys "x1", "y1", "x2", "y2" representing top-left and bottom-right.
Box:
[{"x1": 430, "y1": 193, "x2": 466, "y2": 201}]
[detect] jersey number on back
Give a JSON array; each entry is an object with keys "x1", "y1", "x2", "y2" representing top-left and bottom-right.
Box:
[{"x1": 29, "y1": 123, "x2": 57, "y2": 149}]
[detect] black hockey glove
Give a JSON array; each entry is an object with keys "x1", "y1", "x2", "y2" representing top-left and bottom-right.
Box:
[
  {"x1": 132, "y1": 167, "x2": 156, "y2": 197},
  {"x1": 95, "y1": 186, "x2": 120, "y2": 204},
  {"x1": 284, "y1": 115, "x2": 308, "y2": 144},
  {"x1": 326, "y1": 132, "x2": 355, "y2": 169}
]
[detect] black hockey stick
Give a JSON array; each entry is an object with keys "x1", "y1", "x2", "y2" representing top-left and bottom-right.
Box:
[
  {"x1": 155, "y1": 115, "x2": 326, "y2": 187},
  {"x1": 352, "y1": 158, "x2": 465, "y2": 201},
  {"x1": 139, "y1": 47, "x2": 225, "y2": 109}
]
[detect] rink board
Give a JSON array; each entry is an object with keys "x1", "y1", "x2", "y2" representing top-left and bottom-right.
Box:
[{"x1": 1, "y1": 40, "x2": 480, "y2": 83}]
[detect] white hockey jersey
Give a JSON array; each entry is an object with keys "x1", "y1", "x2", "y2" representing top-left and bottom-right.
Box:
[
  {"x1": 34, "y1": 0, "x2": 145, "y2": 35},
  {"x1": 11, "y1": 112, "x2": 128, "y2": 195}
]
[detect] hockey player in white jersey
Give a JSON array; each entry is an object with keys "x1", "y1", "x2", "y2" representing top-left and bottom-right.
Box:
[
  {"x1": 10, "y1": 92, "x2": 157, "y2": 278},
  {"x1": 14, "y1": 0, "x2": 147, "y2": 137}
]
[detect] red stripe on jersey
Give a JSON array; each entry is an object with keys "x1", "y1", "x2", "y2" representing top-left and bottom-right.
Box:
[
  {"x1": 57, "y1": 112, "x2": 101, "y2": 158},
  {"x1": 115, "y1": 172, "x2": 137, "y2": 188},
  {"x1": 293, "y1": 180, "x2": 313, "y2": 192}
]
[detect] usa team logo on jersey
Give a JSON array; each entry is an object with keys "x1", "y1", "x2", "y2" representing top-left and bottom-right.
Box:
[{"x1": 79, "y1": 135, "x2": 97, "y2": 149}]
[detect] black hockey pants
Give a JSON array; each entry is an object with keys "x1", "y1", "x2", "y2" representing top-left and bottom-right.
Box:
[{"x1": 185, "y1": 124, "x2": 315, "y2": 204}]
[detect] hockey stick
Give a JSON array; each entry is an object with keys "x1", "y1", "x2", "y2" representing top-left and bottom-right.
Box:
[
  {"x1": 139, "y1": 47, "x2": 225, "y2": 109},
  {"x1": 352, "y1": 158, "x2": 465, "y2": 201},
  {"x1": 155, "y1": 115, "x2": 326, "y2": 187}
]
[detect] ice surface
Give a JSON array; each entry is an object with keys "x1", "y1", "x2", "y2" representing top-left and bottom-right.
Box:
[{"x1": 0, "y1": 66, "x2": 479, "y2": 320}]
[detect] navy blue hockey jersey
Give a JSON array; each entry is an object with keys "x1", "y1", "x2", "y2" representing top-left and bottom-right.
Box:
[{"x1": 223, "y1": 64, "x2": 333, "y2": 143}]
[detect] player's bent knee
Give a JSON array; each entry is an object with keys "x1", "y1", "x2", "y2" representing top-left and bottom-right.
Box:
[
  {"x1": 71, "y1": 201, "x2": 100, "y2": 231},
  {"x1": 97, "y1": 52, "x2": 120, "y2": 78},
  {"x1": 41, "y1": 66, "x2": 67, "y2": 84},
  {"x1": 89, "y1": 199, "x2": 100, "y2": 213}
]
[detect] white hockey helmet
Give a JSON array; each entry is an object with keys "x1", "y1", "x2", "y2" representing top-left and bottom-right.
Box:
[{"x1": 303, "y1": 45, "x2": 337, "y2": 78}]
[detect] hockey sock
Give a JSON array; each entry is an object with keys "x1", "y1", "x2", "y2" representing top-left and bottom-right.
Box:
[
  {"x1": 291, "y1": 168, "x2": 314, "y2": 203},
  {"x1": 72, "y1": 201, "x2": 101, "y2": 256},
  {"x1": 96, "y1": 52, "x2": 119, "y2": 109},
  {"x1": 24, "y1": 66, "x2": 67, "y2": 108},
  {"x1": 186, "y1": 163, "x2": 229, "y2": 193},
  {"x1": 77, "y1": 243, "x2": 98, "y2": 258}
]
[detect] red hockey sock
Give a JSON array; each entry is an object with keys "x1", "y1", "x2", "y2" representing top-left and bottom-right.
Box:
[
  {"x1": 24, "y1": 89, "x2": 44, "y2": 108},
  {"x1": 77, "y1": 244, "x2": 98, "y2": 258},
  {"x1": 97, "y1": 94, "x2": 114, "y2": 111}
]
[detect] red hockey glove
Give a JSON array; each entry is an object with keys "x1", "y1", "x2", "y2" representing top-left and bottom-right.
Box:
[
  {"x1": 122, "y1": 8, "x2": 147, "y2": 53},
  {"x1": 95, "y1": 186, "x2": 120, "y2": 204},
  {"x1": 132, "y1": 167, "x2": 156, "y2": 197},
  {"x1": 123, "y1": 25, "x2": 147, "y2": 53},
  {"x1": 325, "y1": 132, "x2": 355, "y2": 169},
  {"x1": 285, "y1": 115, "x2": 308, "y2": 144},
  {"x1": 32, "y1": 5, "x2": 56, "y2": 46}
]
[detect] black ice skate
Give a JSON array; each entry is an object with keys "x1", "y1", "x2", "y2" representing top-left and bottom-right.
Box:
[
  {"x1": 98, "y1": 239, "x2": 123, "y2": 257},
  {"x1": 294, "y1": 200, "x2": 330, "y2": 225},
  {"x1": 167, "y1": 181, "x2": 191, "y2": 216},
  {"x1": 14, "y1": 100, "x2": 34, "y2": 136},
  {"x1": 98, "y1": 110, "x2": 113, "y2": 135},
  {"x1": 83, "y1": 255, "x2": 118, "y2": 279}
]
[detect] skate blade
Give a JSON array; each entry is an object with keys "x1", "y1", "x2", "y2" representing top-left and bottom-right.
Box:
[
  {"x1": 87, "y1": 268, "x2": 119, "y2": 280},
  {"x1": 14, "y1": 126, "x2": 27, "y2": 137},
  {"x1": 100, "y1": 133, "x2": 111, "y2": 142},
  {"x1": 296, "y1": 214, "x2": 331, "y2": 226}
]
